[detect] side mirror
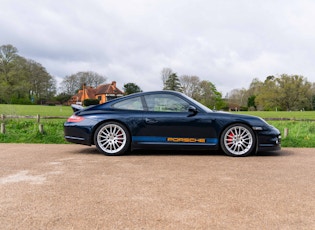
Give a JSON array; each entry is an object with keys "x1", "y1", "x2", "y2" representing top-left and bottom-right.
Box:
[{"x1": 188, "y1": 105, "x2": 198, "y2": 116}]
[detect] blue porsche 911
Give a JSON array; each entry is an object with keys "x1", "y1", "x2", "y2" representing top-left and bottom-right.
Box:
[{"x1": 64, "y1": 91, "x2": 281, "y2": 157}]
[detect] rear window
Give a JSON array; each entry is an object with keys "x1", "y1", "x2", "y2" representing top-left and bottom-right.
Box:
[{"x1": 112, "y1": 97, "x2": 144, "y2": 111}]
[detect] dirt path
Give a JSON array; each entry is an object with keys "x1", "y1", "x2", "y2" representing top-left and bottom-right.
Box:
[{"x1": 0, "y1": 144, "x2": 314, "y2": 229}]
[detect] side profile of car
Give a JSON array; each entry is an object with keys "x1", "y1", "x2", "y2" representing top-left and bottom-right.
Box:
[{"x1": 64, "y1": 91, "x2": 281, "y2": 157}]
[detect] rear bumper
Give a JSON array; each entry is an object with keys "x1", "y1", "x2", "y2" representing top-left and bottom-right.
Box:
[{"x1": 64, "y1": 123, "x2": 93, "y2": 146}]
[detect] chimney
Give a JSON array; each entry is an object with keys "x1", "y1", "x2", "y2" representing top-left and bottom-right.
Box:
[{"x1": 111, "y1": 81, "x2": 117, "y2": 89}]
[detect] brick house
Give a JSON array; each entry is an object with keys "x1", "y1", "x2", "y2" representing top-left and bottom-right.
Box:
[{"x1": 68, "y1": 81, "x2": 124, "y2": 105}]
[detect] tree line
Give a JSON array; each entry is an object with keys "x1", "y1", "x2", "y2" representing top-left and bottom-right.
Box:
[
  {"x1": 0, "y1": 44, "x2": 56, "y2": 104},
  {"x1": 1, "y1": 44, "x2": 315, "y2": 110},
  {"x1": 228, "y1": 75, "x2": 315, "y2": 111}
]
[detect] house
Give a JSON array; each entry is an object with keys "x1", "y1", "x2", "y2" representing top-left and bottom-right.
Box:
[{"x1": 68, "y1": 81, "x2": 124, "y2": 105}]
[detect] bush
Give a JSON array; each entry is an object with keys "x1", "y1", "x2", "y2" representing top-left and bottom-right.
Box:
[{"x1": 83, "y1": 99, "x2": 100, "y2": 106}]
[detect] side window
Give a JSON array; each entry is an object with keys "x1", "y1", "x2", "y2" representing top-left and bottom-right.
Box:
[
  {"x1": 112, "y1": 97, "x2": 144, "y2": 110},
  {"x1": 144, "y1": 94, "x2": 190, "y2": 112}
]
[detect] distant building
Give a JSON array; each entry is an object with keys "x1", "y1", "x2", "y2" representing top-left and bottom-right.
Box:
[{"x1": 68, "y1": 81, "x2": 124, "y2": 105}]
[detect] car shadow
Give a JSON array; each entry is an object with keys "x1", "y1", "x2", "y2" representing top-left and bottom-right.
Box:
[
  {"x1": 128, "y1": 149, "x2": 224, "y2": 156},
  {"x1": 255, "y1": 149, "x2": 293, "y2": 157},
  {"x1": 73, "y1": 146, "x2": 291, "y2": 157}
]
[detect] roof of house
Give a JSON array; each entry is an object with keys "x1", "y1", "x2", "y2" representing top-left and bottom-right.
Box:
[
  {"x1": 95, "y1": 81, "x2": 124, "y2": 95},
  {"x1": 70, "y1": 81, "x2": 124, "y2": 102}
]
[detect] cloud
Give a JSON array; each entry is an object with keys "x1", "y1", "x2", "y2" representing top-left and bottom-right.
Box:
[{"x1": 1, "y1": 0, "x2": 315, "y2": 94}]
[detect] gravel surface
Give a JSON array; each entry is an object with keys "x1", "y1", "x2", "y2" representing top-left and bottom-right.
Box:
[{"x1": 0, "y1": 144, "x2": 314, "y2": 229}]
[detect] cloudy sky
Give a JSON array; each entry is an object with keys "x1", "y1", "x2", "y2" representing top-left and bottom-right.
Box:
[{"x1": 1, "y1": 0, "x2": 315, "y2": 95}]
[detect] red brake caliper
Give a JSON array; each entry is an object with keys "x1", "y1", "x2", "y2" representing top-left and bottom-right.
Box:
[{"x1": 227, "y1": 132, "x2": 234, "y2": 146}]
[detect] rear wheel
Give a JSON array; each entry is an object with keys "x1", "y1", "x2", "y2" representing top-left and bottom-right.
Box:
[
  {"x1": 220, "y1": 123, "x2": 256, "y2": 157},
  {"x1": 94, "y1": 122, "x2": 130, "y2": 156}
]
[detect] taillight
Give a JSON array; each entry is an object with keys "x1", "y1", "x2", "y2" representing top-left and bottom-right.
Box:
[{"x1": 67, "y1": 115, "x2": 85, "y2": 122}]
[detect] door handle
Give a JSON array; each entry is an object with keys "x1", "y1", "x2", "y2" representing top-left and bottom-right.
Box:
[{"x1": 145, "y1": 118, "x2": 158, "y2": 124}]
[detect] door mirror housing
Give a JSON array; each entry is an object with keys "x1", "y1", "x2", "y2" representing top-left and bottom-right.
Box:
[{"x1": 188, "y1": 105, "x2": 198, "y2": 116}]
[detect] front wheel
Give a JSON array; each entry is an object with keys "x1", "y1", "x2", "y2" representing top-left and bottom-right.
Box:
[
  {"x1": 220, "y1": 123, "x2": 256, "y2": 157},
  {"x1": 94, "y1": 122, "x2": 130, "y2": 156}
]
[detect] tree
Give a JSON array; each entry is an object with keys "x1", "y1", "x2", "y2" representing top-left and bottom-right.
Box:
[
  {"x1": 180, "y1": 75, "x2": 200, "y2": 98},
  {"x1": 76, "y1": 71, "x2": 107, "y2": 88},
  {"x1": 255, "y1": 76, "x2": 278, "y2": 110},
  {"x1": 60, "y1": 71, "x2": 107, "y2": 95},
  {"x1": 163, "y1": 73, "x2": 182, "y2": 92},
  {"x1": 247, "y1": 95, "x2": 256, "y2": 110},
  {"x1": 227, "y1": 88, "x2": 248, "y2": 110},
  {"x1": 195, "y1": 80, "x2": 224, "y2": 110},
  {"x1": 243, "y1": 78, "x2": 263, "y2": 110},
  {"x1": 54, "y1": 92, "x2": 72, "y2": 104},
  {"x1": 26, "y1": 59, "x2": 56, "y2": 103},
  {"x1": 255, "y1": 74, "x2": 311, "y2": 111},
  {"x1": 0, "y1": 44, "x2": 18, "y2": 80},
  {"x1": 275, "y1": 74, "x2": 311, "y2": 111},
  {"x1": 0, "y1": 44, "x2": 57, "y2": 104},
  {"x1": 123, "y1": 83, "x2": 142, "y2": 95},
  {"x1": 161, "y1": 67, "x2": 173, "y2": 86},
  {"x1": 311, "y1": 83, "x2": 315, "y2": 110},
  {"x1": 0, "y1": 44, "x2": 19, "y2": 102}
]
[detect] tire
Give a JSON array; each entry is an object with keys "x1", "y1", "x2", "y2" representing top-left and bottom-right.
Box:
[
  {"x1": 220, "y1": 123, "x2": 256, "y2": 157},
  {"x1": 94, "y1": 122, "x2": 130, "y2": 156}
]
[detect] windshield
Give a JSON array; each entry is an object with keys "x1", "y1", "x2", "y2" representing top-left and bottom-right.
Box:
[{"x1": 181, "y1": 93, "x2": 213, "y2": 112}]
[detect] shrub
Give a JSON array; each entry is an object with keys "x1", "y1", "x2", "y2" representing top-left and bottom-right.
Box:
[{"x1": 83, "y1": 99, "x2": 100, "y2": 106}]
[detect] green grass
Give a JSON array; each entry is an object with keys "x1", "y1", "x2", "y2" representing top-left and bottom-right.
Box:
[
  {"x1": 0, "y1": 104, "x2": 72, "y2": 143},
  {"x1": 0, "y1": 119, "x2": 68, "y2": 144},
  {"x1": 268, "y1": 120, "x2": 315, "y2": 147},
  {"x1": 232, "y1": 111, "x2": 315, "y2": 120},
  {"x1": 0, "y1": 104, "x2": 315, "y2": 147},
  {"x1": 0, "y1": 104, "x2": 73, "y2": 116}
]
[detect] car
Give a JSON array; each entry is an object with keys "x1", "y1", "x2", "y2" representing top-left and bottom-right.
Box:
[{"x1": 64, "y1": 90, "x2": 281, "y2": 157}]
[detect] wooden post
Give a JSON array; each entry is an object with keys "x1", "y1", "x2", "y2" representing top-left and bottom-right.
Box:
[
  {"x1": 37, "y1": 114, "x2": 40, "y2": 123},
  {"x1": 39, "y1": 124, "x2": 44, "y2": 134},
  {"x1": 1, "y1": 114, "x2": 5, "y2": 120},
  {"x1": 284, "y1": 128, "x2": 289, "y2": 138},
  {"x1": 1, "y1": 123, "x2": 5, "y2": 134}
]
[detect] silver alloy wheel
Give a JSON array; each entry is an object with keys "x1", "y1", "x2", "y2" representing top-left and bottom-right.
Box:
[
  {"x1": 96, "y1": 123, "x2": 127, "y2": 154},
  {"x1": 223, "y1": 125, "x2": 253, "y2": 156}
]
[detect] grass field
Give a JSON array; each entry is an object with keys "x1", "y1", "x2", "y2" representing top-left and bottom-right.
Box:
[
  {"x1": 1, "y1": 104, "x2": 315, "y2": 119},
  {"x1": 0, "y1": 104, "x2": 73, "y2": 116},
  {"x1": 231, "y1": 111, "x2": 315, "y2": 120},
  {"x1": 0, "y1": 104, "x2": 315, "y2": 147}
]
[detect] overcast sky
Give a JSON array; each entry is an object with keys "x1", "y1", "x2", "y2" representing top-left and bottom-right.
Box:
[{"x1": 1, "y1": 0, "x2": 315, "y2": 95}]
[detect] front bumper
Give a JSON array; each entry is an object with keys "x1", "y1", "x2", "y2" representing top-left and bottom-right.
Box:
[{"x1": 256, "y1": 125, "x2": 281, "y2": 152}]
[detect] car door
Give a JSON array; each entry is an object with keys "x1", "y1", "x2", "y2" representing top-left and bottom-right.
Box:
[{"x1": 133, "y1": 93, "x2": 218, "y2": 148}]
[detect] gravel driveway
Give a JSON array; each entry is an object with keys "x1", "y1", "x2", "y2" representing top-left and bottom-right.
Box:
[{"x1": 0, "y1": 144, "x2": 314, "y2": 229}]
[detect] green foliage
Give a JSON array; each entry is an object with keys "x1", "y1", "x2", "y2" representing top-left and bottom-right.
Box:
[
  {"x1": 234, "y1": 111, "x2": 315, "y2": 147},
  {"x1": 163, "y1": 73, "x2": 182, "y2": 92},
  {"x1": 0, "y1": 119, "x2": 67, "y2": 144},
  {"x1": 178, "y1": 74, "x2": 226, "y2": 110},
  {"x1": 247, "y1": 95, "x2": 256, "y2": 109},
  {"x1": 0, "y1": 44, "x2": 56, "y2": 104},
  {"x1": 123, "y1": 83, "x2": 142, "y2": 95},
  {"x1": 268, "y1": 121, "x2": 315, "y2": 147},
  {"x1": 255, "y1": 74, "x2": 312, "y2": 111},
  {"x1": 195, "y1": 80, "x2": 225, "y2": 110},
  {"x1": 83, "y1": 98, "x2": 99, "y2": 106}
]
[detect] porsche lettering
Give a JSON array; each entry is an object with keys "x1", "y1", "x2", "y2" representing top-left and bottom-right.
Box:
[{"x1": 167, "y1": 137, "x2": 206, "y2": 143}]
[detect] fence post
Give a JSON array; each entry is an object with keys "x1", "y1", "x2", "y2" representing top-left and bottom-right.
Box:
[
  {"x1": 1, "y1": 123, "x2": 5, "y2": 134},
  {"x1": 284, "y1": 128, "x2": 289, "y2": 138},
  {"x1": 39, "y1": 124, "x2": 44, "y2": 134},
  {"x1": 1, "y1": 114, "x2": 5, "y2": 120},
  {"x1": 37, "y1": 114, "x2": 40, "y2": 123}
]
